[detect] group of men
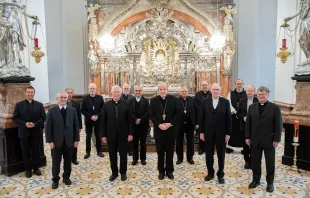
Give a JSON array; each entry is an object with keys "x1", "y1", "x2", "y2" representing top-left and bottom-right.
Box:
[{"x1": 12, "y1": 79, "x2": 282, "y2": 193}]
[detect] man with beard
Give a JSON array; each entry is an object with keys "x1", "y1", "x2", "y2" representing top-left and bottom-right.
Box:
[
  {"x1": 149, "y1": 83, "x2": 180, "y2": 180},
  {"x1": 194, "y1": 81, "x2": 211, "y2": 155},
  {"x1": 226, "y1": 79, "x2": 247, "y2": 153},
  {"x1": 101, "y1": 85, "x2": 134, "y2": 181}
]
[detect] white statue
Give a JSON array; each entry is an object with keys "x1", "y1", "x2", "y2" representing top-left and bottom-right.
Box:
[
  {"x1": 220, "y1": 5, "x2": 236, "y2": 23},
  {"x1": 88, "y1": 43, "x2": 99, "y2": 77},
  {"x1": 0, "y1": 0, "x2": 37, "y2": 78},
  {"x1": 223, "y1": 46, "x2": 234, "y2": 70},
  {"x1": 284, "y1": 0, "x2": 310, "y2": 75}
]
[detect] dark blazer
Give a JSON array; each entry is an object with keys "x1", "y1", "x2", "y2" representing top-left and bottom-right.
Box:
[
  {"x1": 237, "y1": 97, "x2": 258, "y2": 131},
  {"x1": 177, "y1": 96, "x2": 198, "y2": 130},
  {"x1": 69, "y1": 100, "x2": 82, "y2": 129},
  {"x1": 121, "y1": 94, "x2": 134, "y2": 103},
  {"x1": 101, "y1": 100, "x2": 134, "y2": 141},
  {"x1": 12, "y1": 100, "x2": 46, "y2": 138},
  {"x1": 149, "y1": 95, "x2": 181, "y2": 139},
  {"x1": 45, "y1": 105, "x2": 80, "y2": 148},
  {"x1": 245, "y1": 101, "x2": 282, "y2": 148},
  {"x1": 195, "y1": 91, "x2": 211, "y2": 108},
  {"x1": 81, "y1": 94, "x2": 104, "y2": 121},
  {"x1": 199, "y1": 97, "x2": 232, "y2": 145},
  {"x1": 131, "y1": 96, "x2": 149, "y2": 131}
]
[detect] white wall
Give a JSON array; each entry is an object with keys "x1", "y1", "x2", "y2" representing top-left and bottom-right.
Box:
[
  {"x1": 235, "y1": 0, "x2": 278, "y2": 100},
  {"x1": 21, "y1": 0, "x2": 49, "y2": 104},
  {"x1": 44, "y1": 0, "x2": 87, "y2": 103},
  {"x1": 274, "y1": 0, "x2": 305, "y2": 104}
]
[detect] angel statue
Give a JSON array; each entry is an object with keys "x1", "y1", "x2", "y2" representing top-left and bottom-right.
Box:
[
  {"x1": 87, "y1": 3, "x2": 101, "y2": 22},
  {"x1": 0, "y1": 0, "x2": 38, "y2": 78},
  {"x1": 220, "y1": 5, "x2": 236, "y2": 23},
  {"x1": 284, "y1": 0, "x2": 310, "y2": 75},
  {"x1": 87, "y1": 42, "x2": 100, "y2": 77}
]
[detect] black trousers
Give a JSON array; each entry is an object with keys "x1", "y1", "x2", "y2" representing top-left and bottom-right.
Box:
[
  {"x1": 199, "y1": 137, "x2": 205, "y2": 151},
  {"x1": 242, "y1": 130, "x2": 251, "y2": 163},
  {"x1": 51, "y1": 141, "x2": 73, "y2": 182},
  {"x1": 176, "y1": 123, "x2": 194, "y2": 161},
  {"x1": 20, "y1": 136, "x2": 40, "y2": 171},
  {"x1": 72, "y1": 147, "x2": 78, "y2": 162},
  {"x1": 205, "y1": 138, "x2": 226, "y2": 178},
  {"x1": 133, "y1": 131, "x2": 147, "y2": 161},
  {"x1": 108, "y1": 137, "x2": 128, "y2": 175},
  {"x1": 155, "y1": 136, "x2": 175, "y2": 174},
  {"x1": 85, "y1": 119, "x2": 101, "y2": 153},
  {"x1": 251, "y1": 145, "x2": 275, "y2": 184}
]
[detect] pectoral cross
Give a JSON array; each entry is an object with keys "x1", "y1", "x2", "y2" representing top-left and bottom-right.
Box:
[
  {"x1": 162, "y1": 114, "x2": 166, "y2": 121},
  {"x1": 93, "y1": 106, "x2": 95, "y2": 110},
  {"x1": 184, "y1": 110, "x2": 187, "y2": 114}
]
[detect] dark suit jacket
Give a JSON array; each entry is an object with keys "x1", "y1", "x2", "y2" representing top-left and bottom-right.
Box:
[
  {"x1": 68, "y1": 100, "x2": 82, "y2": 129},
  {"x1": 245, "y1": 101, "x2": 282, "y2": 148},
  {"x1": 237, "y1": 97, "x2": 258, "y2": 131},
  {"x1": 195, "y1": 91, "x2": 211, "y2": 108},
  {"x1": 177, "y1": 96, "x2": 198, "y2": 130},
  {"x1": 81, "y1": 94, "x2": 104, "y2": 121},
  {"x1": 101, "y1": 100, "x2": 134, "y2": 141},
  {"x1": 199, "y1": 97, "x2": 232, "y2": 145},
  {"x1": 149, "y1": 95, "x2": 181, "y2": 139},
  {"x1": 131, "y1": 96, "x2": 149, "y2": 132},
  {"x1": 121, "y1": 94, "x2": 134, "y2": 103},
  {"x1": 12, "y1": 100, "x2": 46, "y2": 138},
  {"x1": 45, "y1": 105, "x2": 80, "y2": 148}
]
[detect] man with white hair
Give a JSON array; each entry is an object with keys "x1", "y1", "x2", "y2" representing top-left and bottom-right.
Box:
[
  {"x1": 101, "y1": 85, "x2": 134, "y2": 181},
  {"x1": 45, "y1": 91, "x2": 80, "y2": 189},
  {"x1": 149, "y1": 83, "x2": 180, "y2": 180},
  {"x1": 81, "y1": 83, "x2": 105, "y2": 159},
  {"x1": 200, "y1": 83, "x2": 232, "y2": 184}
]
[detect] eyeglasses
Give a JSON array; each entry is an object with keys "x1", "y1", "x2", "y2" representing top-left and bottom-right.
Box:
[
  {"x1": 135, "y1": 90, "x2": 142, "y2": 92},
  {"x1": 59, "y1": 97, "x2": 67, "y2": 99}
]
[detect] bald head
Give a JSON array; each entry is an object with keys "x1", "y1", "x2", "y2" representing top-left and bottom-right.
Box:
[
  {"x1": 211, "y1": 83, "x2": 221, "y2": 99},
  {"x1": 180, "y1": 87, "x2": 188, "y2": 99},
  {"x1": 88, "y1": 83, "x2": 97, "y2": 96},
  {"x1": 123, "y1": 83, "x2": 130, "y2": 95},
  {"x1": 158, "y1": 83, "x2": 168, "y2": 98},
  {"x1": 246, "y1": 84, "x2": 255, "y2": 98},
  {"x1": 134, "y1": 85, "x2": 143, "y2": 98}
]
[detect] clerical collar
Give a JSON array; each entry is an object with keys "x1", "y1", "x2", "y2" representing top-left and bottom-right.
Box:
[
  {"x1": 90, "y1": 94, "x2": 95, "y2": 97},
  {"x1": 26, "y1": 99, "x2": 33, "y2": 103},
  {"x1": 112, "y1": 99, "x2": 120, "y2": 104},
  {"x1": 58, "y1": 104, "x2": 67, "y2": 109},
  {"x1": 182, "y1": 97, "x2": 187, "y2": 100},
  {"x1": 235, "y1": 89, "x2": 244, "y2": 93},
  {"x1": 160, "y1": 97, "x2": 166, "y2": 101},
  {"x1": 259, "y1": 100, "x2": 268, "y2": 105}
]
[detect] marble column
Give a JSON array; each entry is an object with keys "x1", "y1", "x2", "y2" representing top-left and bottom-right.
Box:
[
  {"x1": 180, "y1": 57, "x2": 186, "y2": 86},
  {"x1": 135, "y1": 57, "x2": 141, "y2": 85},
  {"x1": 129, "y1": 58, "x2": 134, "y2": 90},
  {"x1": 215, "y1": 57, "x2": 221, "y2": 83},
  {"x1": 186, "y1": 58, "x2": 192, "y2": 92}
]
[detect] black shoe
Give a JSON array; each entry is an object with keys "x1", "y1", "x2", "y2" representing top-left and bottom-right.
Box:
[
  {"x1": 244, "y1": 162, "x2": 250, "y2": 169},
  {"x1": 109, "y1": 174, "x2": 118, "y2": 181},
  {"x1": 97, "y1": 152, "x2": 104, "y2": 158},
  {"x1": 132, "y1": 160, "x2": 137, "y2": 165},
  {"x1": 52, "y1": 181, "x2": 58, "y2": 189},
  {"x1": 204, "y1": 174, "x2": 214, "y2": 181},
  {"x1": 176, "y1": 160, "x2": 183, "y2": 165},
  {"x1": 241, "y1": 149, "x2": 244, "y2": 155},
  {"x1": 141, "y1": 160, "x2": 146, "y2": 165},
  {"x1": 128, "y1": 152, "x2": 133, "y2": 156},
  {"x1": 249, "y1": 181, "x2": 260, "y2": 188},
  {"x1": 266, "y1": 184, "x2": 274, "y2": 193},
  {"x1": 26, "y1": 170, "x2": 32, "y2": 178},
  {"x1": 198, "y1": 150, "x2": 204, "y2": 155},
  {"x1": 166, "y1": 172, "x2": 174, "y2": 180},
  {"x1": 187, "y1": 159, "x2": 195, "y2": 164},
  {"x1": 218, "y1": 177, "x2": 225, "y2": 184},
  {"x1": 63, "y1": 179, "x2": 72, "y2": 185},
  {"x1": 84, "y1": 153, "x2": 90, "y2": 159},
  {"x1": 226, "y1": 148, "x2": 234, "y2": 153},
  {"x1": 158, "y1": 173, "x2": 164, "y2": 180},
  {"x1": 72, "y1": 160, "x2": 79, "y2": 165},
  {"x1": 33, "y1": 169, "x2": 42, "y2": 176},
  {"x1": 121, "y1": 174, "x2": 127, "y2": 181}
]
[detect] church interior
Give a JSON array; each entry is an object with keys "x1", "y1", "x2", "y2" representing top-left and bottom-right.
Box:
[{"x1": 0, "y1": 0, "x2": 310, "y2": 197}]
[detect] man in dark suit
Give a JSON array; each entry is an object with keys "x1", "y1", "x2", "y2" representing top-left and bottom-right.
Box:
[
  {"x1": 176, "y1": 87, "x2": 198, "y2": 165},
  {"x1": 149, "y1": 83, "x2": 180, "y2": 180},
  {"x1": 65, "y1": 88, "x2": 82, "y2": 165},
  {"x1": 200, "y1": 83, "x2": 231, "y2": 184},
  {"x1": 237, "y1": 85, "x2": 258, "y2": 169},
  {"x1": 226, "y1": 79, "x2": 247, "y2": 153},
  {"x1": 131, "y1": 85, "x2": 149, "y2": 166},
  {"x1": 12, "y1": 86, "x2": 46, "y2": 178},
  {"x1": 121, "y1": 83, "x2": 135, "y2": 156},
  {"x1": 245, "y1": 86, "x2": 282, "y2": 193},
  {"x1": 194, "y1": 81, "x2": 211, "y2": 155},
  {"x1": 101, "y1": 85, "x2": 134, "y2": 181},
  {"x1": 45, "y1": 91, "x2": 80, "y2": 189},
  {"x1": 81, "y1": 83, "x2": 105, "y2": 159}
]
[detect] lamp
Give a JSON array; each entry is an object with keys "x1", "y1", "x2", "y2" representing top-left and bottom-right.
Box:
[
  {"x1": 99, "y1": 32, "x2": 115, "y2": 53},
  {"x1": 210, "y1": 0, "x2": 226, "y2": 52},
  {"x1": 276, "y1": 21, "x2": 293, "y2": 64}
]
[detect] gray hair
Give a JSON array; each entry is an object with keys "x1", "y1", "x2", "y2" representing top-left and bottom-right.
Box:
[
  {"x1": 257, "y1": 86, "x2": 270, "y2": 94},
  {"x1": 246, "y1": 84, "x2": 256, "y2": 91},
  {"x1": 180, "y1": 86, "x2": 188, "y2": 91},
  {"x1": 134, "y1": 85, "x2": 143, "y2": 90},
  {"x1": 111, "y1": 85, "x2": 122, "y2": 93},
  {"x1": 56, "y1": 91, "x2": 68, "y2": 98}
]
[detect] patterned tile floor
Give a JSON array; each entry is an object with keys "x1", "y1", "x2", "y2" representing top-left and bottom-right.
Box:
[{"x1": 1, "y1": 132, "x2": 309, "y2": 198}]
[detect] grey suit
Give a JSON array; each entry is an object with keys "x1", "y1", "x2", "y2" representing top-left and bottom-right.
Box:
[{"x1": 45, "y1": 105, "x2": 80, "y2": 182}]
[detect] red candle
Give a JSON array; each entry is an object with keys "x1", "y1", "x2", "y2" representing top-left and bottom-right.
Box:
[
  {"x1": 282, "y1": 38, "x2": 286, "y2": 48},
  {"x1": 34, "y1": 38, "x2": 38, "y2": 48}
]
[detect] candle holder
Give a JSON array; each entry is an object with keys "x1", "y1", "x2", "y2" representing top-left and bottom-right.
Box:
[
  {"x1": 31, "y1": 47, "x2": 45, "y2": 63},
  {"x1": 276, "y1": 47, "x2": 292, "y2": 63},
  {"x1": 291, "y1": 142, "x2": 300, "y2": 172}
]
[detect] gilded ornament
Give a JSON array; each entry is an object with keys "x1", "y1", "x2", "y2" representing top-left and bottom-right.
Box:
[
  {"x1": 276, "y1": 47, "x2": 292, "y2": 64},
  {"x1": 31, "y1": 47, "x2": 45, "y2": 64}
]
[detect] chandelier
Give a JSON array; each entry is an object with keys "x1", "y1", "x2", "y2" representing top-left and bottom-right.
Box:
[
  {"x1": 209, "y1": 30, "x2": 225, "y2": 51},
  {"x1": 99, "y1": 32, "x2": 115, "y2": 53}
]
